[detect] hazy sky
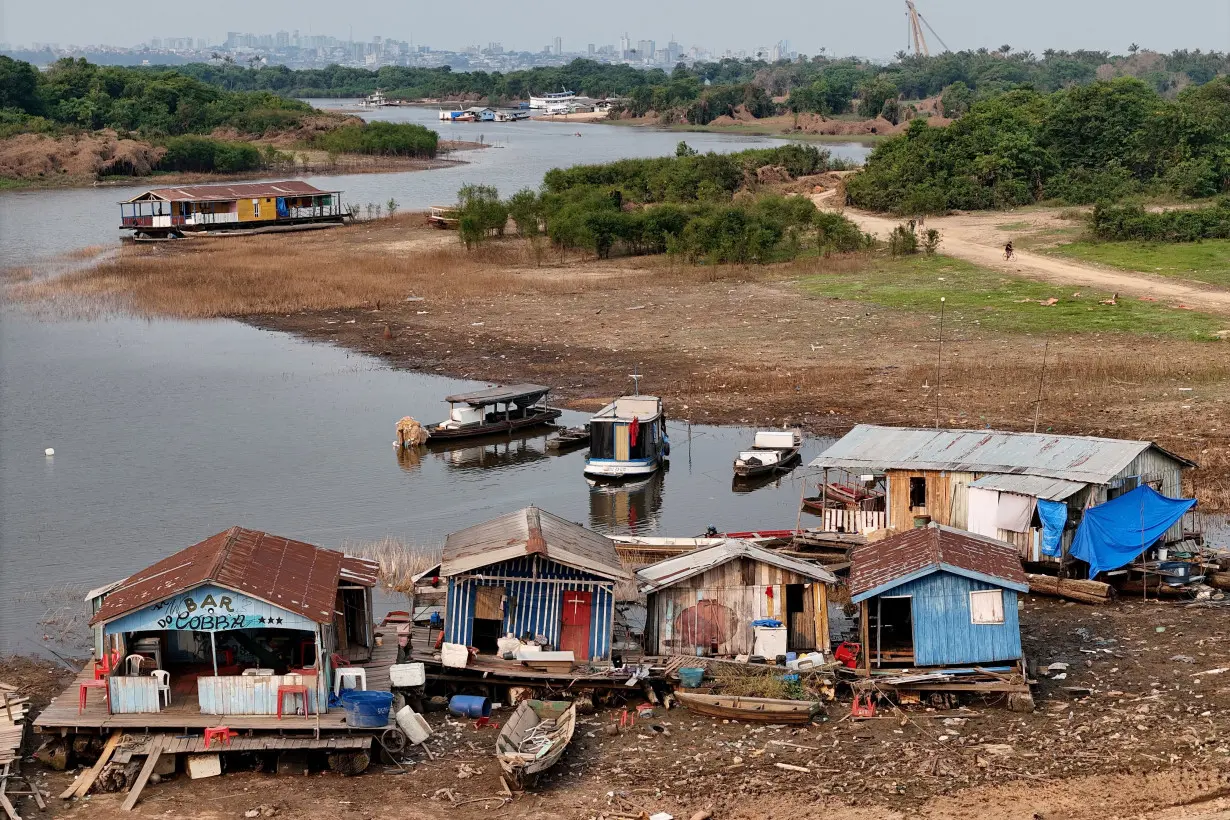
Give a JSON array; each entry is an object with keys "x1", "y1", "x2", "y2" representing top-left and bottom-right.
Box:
[{"x1": 3, "y1": 0, "x2": 1229, "y2": 58}]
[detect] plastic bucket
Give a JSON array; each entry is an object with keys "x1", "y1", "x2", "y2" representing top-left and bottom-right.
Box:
[
  {"x1": 395, "y1": 706, "x2": 431, "y2": 745},
  {"x1": 341, "y1": 690, "x2": 393, "y2": 728},
  {"x1": 678, "y1": 667, "x2": 705, "y2": 688},
  {"x1": 448, "y1": 694, "x2": 491, "y2": 718}
]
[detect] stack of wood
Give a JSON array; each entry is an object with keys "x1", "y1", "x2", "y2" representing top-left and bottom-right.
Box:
[
  {"x1": 1026, "y1": 573, "x2": 1113, "y2": 605},
  {"x1": 0, "y1": 684, "x2": 28, "y2": 768}
]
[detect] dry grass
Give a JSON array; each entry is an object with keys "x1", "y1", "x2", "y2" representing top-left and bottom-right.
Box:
[{"x1": 342, "y1": 535, "x2": 441, "y2": 594}]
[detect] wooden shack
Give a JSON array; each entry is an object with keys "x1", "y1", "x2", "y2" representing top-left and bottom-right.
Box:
[
  {"x1": 811, "y1": 425, "x2": 1196, "y2": 564},
  {"x1": 850, "y1": 524, "x2": 1029, "y2": 671},
  {"x1": 637, "y1": 540, "x2": 839, "y2": 657},
  {"x1": 441, "y1": 506, "x2": 631, "y2": 662}
]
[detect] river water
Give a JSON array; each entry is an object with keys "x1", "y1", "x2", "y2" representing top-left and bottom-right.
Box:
[{"x1": 0, "y1": 114, "x2": 870, "y2": 657}]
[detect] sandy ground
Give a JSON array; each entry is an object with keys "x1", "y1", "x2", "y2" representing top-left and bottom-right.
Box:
[
  {"x1": 13, "y1": 598, "x2": 1230, "y2": 819},
  {"x1": 832, "y1": 205, "x2": 1230, "y2": 316}
]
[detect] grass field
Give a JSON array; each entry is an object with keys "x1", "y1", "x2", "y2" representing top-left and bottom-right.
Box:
[
  {"x1": 1050, "y1": 240, "x2": 1230, "y2": 288},
  {"x1": 798, "y1": 253, "x2": 1225, "y2": 338}
]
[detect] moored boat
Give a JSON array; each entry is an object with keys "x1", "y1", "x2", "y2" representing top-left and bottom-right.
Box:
[
  {"x1": 546, "y1": 425, "x2": 590, "y2": 452},
  {"x1": 674, "y1": 692, "x2": 821, "y2": 724},
  {"x1": 495, "y1": 699, "x2": 577, "y2": 786},
  {"x1": 733, "y1": 430, "x2": 802, "y2": 478},
  {"x1": 422, "y1": 383, "x2": 562, "y2": 442},
  {"x1": 583, "y1": 376, "x2": 668, "y2": 480}
]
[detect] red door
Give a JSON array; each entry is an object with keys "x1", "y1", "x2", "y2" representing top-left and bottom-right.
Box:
[{"x1": 559, "y1": 591, "x2": 593, "y2": 660}]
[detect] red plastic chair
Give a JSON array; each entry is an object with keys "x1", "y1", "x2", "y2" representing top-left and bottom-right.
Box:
[
  {"x1": 276, "y1": 684, "x2": 311, "y2": 719},
  {"x1": 78, "y1": 680, "x2": 109, "y2": 714},
  {"x1": 204, "y1": 726, "x2": 237, "y2": 748}
]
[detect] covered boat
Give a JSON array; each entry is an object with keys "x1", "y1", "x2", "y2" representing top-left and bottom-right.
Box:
[
  {"x1": 495, "y1": 699, "x2": 577, "y2": 786},
  {"x1": 584, "y1": 380, "x2": 668, "y2": 479},
  {"x1": 675, "y1": 692, "x2": 821, "y2": 724},
  {"x1": 425, "y1": 384, "x2": 562, "y2": 441},
  {"x1": 733, "y1": 430, "x2": 802, "y2": 478}
]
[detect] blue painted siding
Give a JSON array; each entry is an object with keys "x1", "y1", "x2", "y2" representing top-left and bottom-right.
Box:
[
  {"x1": 874, "y1": 571, "x2": 1021, "y2": 666},
  {"x1": 444, "y1": 556, "x2": 615, "y2": 660}
]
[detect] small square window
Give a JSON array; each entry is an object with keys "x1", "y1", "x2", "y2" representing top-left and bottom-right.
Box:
[{"x1": 969, "y1": 589, "x2": 1004, "y2": 624}]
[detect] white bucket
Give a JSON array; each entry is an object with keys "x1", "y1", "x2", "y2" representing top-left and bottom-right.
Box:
[
  {"x1": 395, "y1": 706, "x2": 431, "y2": 745},
  {"x1": 389, "y1": 662, "x2": 426, "y2": 688}
]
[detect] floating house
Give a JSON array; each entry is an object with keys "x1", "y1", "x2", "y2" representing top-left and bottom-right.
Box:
[
  {"x1": 119, "y1": 181, "x2": 346, "y2": 239},
  {"x1": 849, "y1": 524, "x2": 1028, "y2": 672},
  {"x1": 441, "y1": 507, "x2": 631, "y2": 662},
  {"x1": 810, "y1": 425, "x2": 1196, "y2": 564},
  {"x1": 42, "y1": 526, "x2": 382, "y2": 728},
  {"x1": 637, "y1": 540, "x2": 839, "y2": 657}
]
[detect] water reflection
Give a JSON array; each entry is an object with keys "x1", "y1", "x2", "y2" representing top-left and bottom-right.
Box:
[
  {"x1": 428, "y1": 430, "x2": 552, "y2": 471},
  {"x1": 732, "y1": 470, "x2": 799, "y2": 494},
  {"x1": 588, "y1": 471, "x2": 666, "y2": 533}
]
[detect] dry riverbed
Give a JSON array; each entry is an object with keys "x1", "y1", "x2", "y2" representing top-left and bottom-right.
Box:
[{"x1": 8, "y1": 213, "x2": 1230, "y2": 509}]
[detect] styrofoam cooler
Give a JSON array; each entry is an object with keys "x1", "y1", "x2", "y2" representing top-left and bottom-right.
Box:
[
  {"x1": 440, "y1": 642, "x2": 469, "y2": 669},
  {"x1": 389, "y1": 662, "x2": 426, "y2": 687},
  {"x1": 752, "y1": 626, "x2": 787, "y2": 659},
  {"x1": 395, "y1": 706, "x2": 431, "y2": 745}
]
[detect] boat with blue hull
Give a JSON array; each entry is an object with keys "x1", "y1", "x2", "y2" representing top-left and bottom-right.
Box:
[{"x1": 583, "y1": 377, "x2": 668, "y2": 480}]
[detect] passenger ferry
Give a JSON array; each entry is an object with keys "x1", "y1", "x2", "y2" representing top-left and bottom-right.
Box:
[
  {"x1": 529, "y1": 89, "x2": 576, "y2": 110},
  {"x1": 583, "y1": 375, "x2": 669, "y2": 479}
]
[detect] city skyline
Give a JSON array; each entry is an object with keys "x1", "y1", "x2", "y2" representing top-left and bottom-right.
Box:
[{"x1": 5, "y1": 0, "x2": 1230, "y2": 61}]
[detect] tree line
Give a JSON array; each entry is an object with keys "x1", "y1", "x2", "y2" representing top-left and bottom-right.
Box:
[
  {"x1": 846, "y1": 77, "x2": 1230, "y2": 213},
  {"x1": 455, "y1": 143, "x2": 869, "y2": 263}
]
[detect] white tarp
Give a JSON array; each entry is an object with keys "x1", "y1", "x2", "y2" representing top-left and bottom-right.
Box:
[
  {"x1": 996, "y1": 492, "x2": 1036, "y2": 533},
  {"x1": 967, "y1": 487, "x2": 1001, "y2": 538}
]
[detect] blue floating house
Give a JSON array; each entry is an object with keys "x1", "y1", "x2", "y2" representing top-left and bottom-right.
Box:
[
  {"x1": 849, "y1": 524, "x2": 1029, "y2": 674},
  {"x1": 441, "y1": 506, "x2": 631, "y2": 663}
]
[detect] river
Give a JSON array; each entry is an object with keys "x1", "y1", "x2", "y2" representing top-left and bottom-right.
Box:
[{"x1": 0, "y1": 114, "x2": 870, "y2": 657}]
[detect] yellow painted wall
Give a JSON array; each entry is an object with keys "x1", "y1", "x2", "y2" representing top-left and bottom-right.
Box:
[{"x1": 238, "y1": 197, "x2": 276, "y2": 222}]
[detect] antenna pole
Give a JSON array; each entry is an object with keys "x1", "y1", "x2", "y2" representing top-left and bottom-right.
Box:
[
  {"x1": 934, "y1": 297, "x2": 945, "y2": 428},
  {"x1": 1033, "y1": 340, "x2": 1049, "y2": 433}
]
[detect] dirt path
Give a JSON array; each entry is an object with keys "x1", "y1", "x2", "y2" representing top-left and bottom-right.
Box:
[{"x1": 831, "y1": 205, "x2": 1230, "y2": 315}]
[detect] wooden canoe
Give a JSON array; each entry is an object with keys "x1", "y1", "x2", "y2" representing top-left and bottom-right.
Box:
[
  {"x1": 675, "y1": 692, "x2": 821, "y2": 724},
  {"x1": 495, "y1": 699, "x2": 577, "y2": 786}
]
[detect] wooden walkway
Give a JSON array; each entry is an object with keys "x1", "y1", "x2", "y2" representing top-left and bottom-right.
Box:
[
  {"x1": 36, "y1": 642, "x2": 397, "y2": 735},
  {"x1": 119, "y1": 733, "x2": 371, "y2": 758}
]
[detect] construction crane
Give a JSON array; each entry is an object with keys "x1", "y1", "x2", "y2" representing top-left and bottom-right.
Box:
[{"x1": 905, "y1": 1, "x2": 950, "y2": 57}]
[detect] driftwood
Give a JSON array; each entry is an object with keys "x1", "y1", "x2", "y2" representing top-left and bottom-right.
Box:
[
  {"x1": 1117, "y1": 580, "x2": 1190, "y2": 598},
  {"x1": 96, "y1": 760, "x2": 142, "y2": 793},
  {"x1": 1026, "y1": 574, "x2": 1112, "y2": 605},
  {"x1": 1205, "y1": 572, "x2": 1230, "y2": 591}
]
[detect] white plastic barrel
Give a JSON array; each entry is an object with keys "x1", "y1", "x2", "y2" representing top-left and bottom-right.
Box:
[{"x1": 395, "y1": 706, "x2": 431, "y2": 745}]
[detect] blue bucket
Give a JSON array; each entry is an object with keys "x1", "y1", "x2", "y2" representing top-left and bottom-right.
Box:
[
  {"x1": 448, "y1": 694, "x2": 491, "y2": 718},
  {"x1": 678, "y1": 667, "x2": 705, "y2": 688},
  {"x1": 341, "y1": 690, "x2": 392, "y2": 728}
]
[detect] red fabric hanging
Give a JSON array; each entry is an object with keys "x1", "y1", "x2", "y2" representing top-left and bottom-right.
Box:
[{"x1": 629, "y1": 416, "x2": 640, "y2": 447}]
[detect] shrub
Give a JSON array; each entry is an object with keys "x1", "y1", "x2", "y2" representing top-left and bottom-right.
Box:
[
  {"x1": 157, "y1": 135, "x2": 263, "y2": 173},
  {"x1": 456, "y1": 183, "x2": 508, "y2": 247},
  {"x1": 1089, "y1": 201, "x2": 1230, "y2": 241},
  {"x1": 888, "y1": 224, "x2": 919, "y2": 255},
  {"x1": 313, "y1": 121, "x2": 438, "y2": 158}
]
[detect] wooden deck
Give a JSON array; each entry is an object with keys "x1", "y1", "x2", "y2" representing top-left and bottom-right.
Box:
[
  {"x1": 118, "y1": 733, "x2": 372, "y2": 758},
  {"x1": 36, "y1": 642, "x2": 397, "y2": 735}
]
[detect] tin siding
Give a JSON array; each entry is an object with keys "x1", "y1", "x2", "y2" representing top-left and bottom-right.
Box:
[
  {"x1": 444, "y1": 556, "x2": 614, "y2": 660},
  {"x1": 1114, "y1": 450, "x2": 1188, "y2": 542},
  {"x1": 197, "y1": 674, "x2": 321, "y2": 715},
  {"x1": 877, "y1": 571, "x2": 1021, "y2": 667}
]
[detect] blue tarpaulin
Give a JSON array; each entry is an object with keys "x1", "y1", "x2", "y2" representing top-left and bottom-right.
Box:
[
  {"x1": 1070, "y1": 485, "x2": 1196, "y2": 578},
  {"x1": 1037, "y1": 499, "x2": 1068, "y2": 557}
]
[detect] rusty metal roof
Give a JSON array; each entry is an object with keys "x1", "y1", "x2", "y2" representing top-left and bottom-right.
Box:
[
  {"x1": 636, "y1": 539, "x2": 837, "y2": 593},
  {"x1": 90, "y1": 527, "x2": 368, "y2": 626},
  {"x1": 442, "y1": 506, "x2": 630, "y2": 581},
  {"x1": 126, "y1": 181, "x2": 334, "y2": 203},
  {"x1": 810, "y1": 425, "x2": 1194, "y2": 484},
  {"x1": 443, "y1": 383, "x2": 550, "y2": 405},
  {"x1": 338, "y1": 555, "x2": 381, "y2": 587},
  {"x1": 849, "y1": 524, "x2": 1029, "y2": 603}
]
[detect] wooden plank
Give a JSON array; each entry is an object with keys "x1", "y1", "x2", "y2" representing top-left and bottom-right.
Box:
[
  {"x1": 62, "y1": 730, "x2": 122, "y2": 800},
  {"x1": 0, "y1": 788, "x2": 19, "y2": 820},
  {"x1": 120, "y1": 736, "x2": 164, "y2": 812}
]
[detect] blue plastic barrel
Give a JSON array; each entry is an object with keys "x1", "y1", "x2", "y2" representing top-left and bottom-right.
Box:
[
  {"x1": 678, "y1": 667, "x2": 705, "y2": 688},
  {"x1": 341, "y1": 690, "x2": 393, "y2": 728},
  {"x1": 448, "y1": 694, "x2": 491, "y2": 718}
]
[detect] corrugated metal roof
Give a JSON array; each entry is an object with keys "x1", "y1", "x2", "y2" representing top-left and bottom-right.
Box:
[
  {"x1": 338, "y1": 555, "x2": 381, "y2": 586},
  {"x1": 809, "y1": 425, "x2": 1192, "y2": 484},
  {"x1": 443, "y1": 383, "x2": 549, "y2": 405},
  {"x1": 849, "y1": 524, "x2": 1028, "y2": 602},
  {"x1": 968, "y1": 473, "x2": 1085, "y2": 501},
  {"x1": 90, "y1": 527, "x2": 362, "y2": 626},
  {"x1": 636, "y1": 539, "x2": 837, "y2": 593},
  {"x1": 441, "y1": 507, "x2": 630, "y2": 581},
  {"x1": 127, "y1": 181, "x2": 332, "y2": 203}
]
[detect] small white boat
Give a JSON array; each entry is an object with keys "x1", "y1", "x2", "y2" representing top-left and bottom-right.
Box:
[
  {"x1": 583, "y1": 375, "x2": 668, "y2": 480},
  {"x1": 495, "y1": 700, "x2": 577, "y2": 787},
  {"x1": 733, "y1": 430, "x2": 802, "y2": 478}
]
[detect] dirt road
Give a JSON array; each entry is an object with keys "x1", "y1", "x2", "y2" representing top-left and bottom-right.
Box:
[{"x1": 832, "y1": 205, "x2": 1230, "y2": 315}]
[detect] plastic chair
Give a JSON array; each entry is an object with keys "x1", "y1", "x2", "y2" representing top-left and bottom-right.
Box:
[
  {"x1": 276, "y1": 684, "x2": 311, "y2": 718},
  {"x1": 204, "y1": 726, "x2": 237, "y2": 748},
  {"x1": 124, "y1": 653, "x2": 147, "y2": 676},
  {"x1": 78, "y1": 679, "x2": 109, "y2": 714},
  {"x1": 150, "y1": 670, "x2": 171, "y2": 708},
  {"x1": 332, "y1": 667, "x2": 367, "y2": 696}
]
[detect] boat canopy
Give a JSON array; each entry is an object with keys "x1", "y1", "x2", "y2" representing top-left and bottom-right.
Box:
[
  {"x1": 591, "y1": 396, "x2": 662, "y2": 422},
  {"x1": 444, "y1": 383, "x2": 550, "y2": 408}
]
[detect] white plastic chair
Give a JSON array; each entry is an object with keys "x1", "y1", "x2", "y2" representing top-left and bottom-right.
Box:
[
  {"x1": 332, "y1": 667, "x2": 367, "y2": 695},
  {"x1": 150, "y1": 669, "x2": 170, "y2": 708},
  {"x1": 125, "y1": 654, "x2": 147, "y2": 677}
]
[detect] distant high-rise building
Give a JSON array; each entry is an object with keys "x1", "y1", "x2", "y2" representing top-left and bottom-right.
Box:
[
  {"x1": 553, "y1": 36, "x2": 562, "y2": 55},
  {"x1": 587, "y1": 43, "x2": 595, "y2": 56},
  {"x1": 636, "y1": 39, "x2": 655, "y2": 61},
  {"x1": 275, "y1": 30, "x2": 290, "y2": 48},
  {"x1": 667, "y1": 40, "x2": 681, "y2": 63},
  {"x1": 619, "y1": 33, "x2": 631, "y2": 59}
]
